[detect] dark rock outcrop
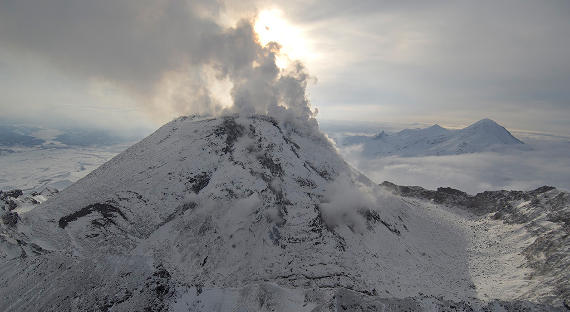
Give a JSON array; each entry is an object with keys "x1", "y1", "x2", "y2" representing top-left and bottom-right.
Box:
[
  {"x1": 0, "y1": 189, "x2": 23, "y2": 200},
  {"x1": 1, "y1": 212, "x2": 19, "y2": 226}
]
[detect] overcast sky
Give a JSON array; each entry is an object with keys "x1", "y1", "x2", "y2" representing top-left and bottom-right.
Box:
[{"x1": 1, "y1": 0, "x2": 569, "y2": 135}]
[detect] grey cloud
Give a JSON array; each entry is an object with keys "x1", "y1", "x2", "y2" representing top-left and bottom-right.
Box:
[
  {"x1": 280, "y1": 0, "x2": 570, "y2": 134},
  {"x1": 0, "y1": 0, "x2": 317, "y2": 128},
  {"x1": 0, "y1": 0, "x2": 218, "y2": 91}
]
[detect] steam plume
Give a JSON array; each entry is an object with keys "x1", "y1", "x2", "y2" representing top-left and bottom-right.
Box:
[{"x1": 0, "y1": 0, "x2": 317, "y2": 127}]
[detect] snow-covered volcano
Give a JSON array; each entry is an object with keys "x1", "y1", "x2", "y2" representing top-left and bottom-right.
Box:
[
  {"x1": 0, "y1": 115, "x2": 564, "y2": 311},
  {"x1": 342, "y1": 118, "x2": 525, "y2": 157}
]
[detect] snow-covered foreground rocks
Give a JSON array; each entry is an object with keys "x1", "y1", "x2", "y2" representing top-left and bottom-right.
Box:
[
  {"x1": 382, "y1": 182, "x2": 569, "y2": 308},
  {"x1": 0, "y1": 115, "x2": 566, "y2": 311}
]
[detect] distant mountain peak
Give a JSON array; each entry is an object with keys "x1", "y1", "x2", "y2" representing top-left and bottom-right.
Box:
[
  {"x1": 425, "y1": 124, "x2": 449, "y2": 134},
  {"x1": 343, "y1": 119, "x2": 524, "y2": 157},
  {"x1": 429, "y1": 124, "x2": 444, "y2": 130},
  {"x1": 466, "y1": 118, "x2": 502, "y2": 129},
  {"x1": 475, "y1": 117, "x2": 496, "y2": 124},
  {"x1": 463, "y1": 118, "x2": 523, "y2": 145}
]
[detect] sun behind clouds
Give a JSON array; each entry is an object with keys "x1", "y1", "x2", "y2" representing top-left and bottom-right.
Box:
[{"x1": 254, "y1": 8, "x2": 311, "y2": 69}]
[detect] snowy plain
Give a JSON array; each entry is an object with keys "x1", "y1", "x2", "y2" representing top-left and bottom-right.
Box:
[{"x1": 0, "y1": 144, "x2": 131, "y2": 192}]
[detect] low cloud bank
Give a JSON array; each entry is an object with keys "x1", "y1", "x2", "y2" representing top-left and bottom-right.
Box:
[{"x1": 337, "y1": 135, "x2": 570, "y2": 194}]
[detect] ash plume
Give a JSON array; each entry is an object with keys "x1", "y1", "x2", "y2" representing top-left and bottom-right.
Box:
[{"x1": 0, "y1": 0, "x2": 317, "y2": 128}]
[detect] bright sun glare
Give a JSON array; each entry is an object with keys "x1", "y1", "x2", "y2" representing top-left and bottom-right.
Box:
[{"x1": 254, "y1": 9, "x2": 310, "y2": 69}]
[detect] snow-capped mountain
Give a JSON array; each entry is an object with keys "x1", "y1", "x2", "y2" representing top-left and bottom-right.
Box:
[
  {"x1": 0, "y1": 115, "x2": 565, "y2": 311},
  {"x1": 342, "y1": 118, "x2": 525, "y2": 157}
]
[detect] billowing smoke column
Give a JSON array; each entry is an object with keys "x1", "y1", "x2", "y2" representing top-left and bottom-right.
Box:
[{"x1": 0, "y1": 0, "x2": 317, "y2": 130}]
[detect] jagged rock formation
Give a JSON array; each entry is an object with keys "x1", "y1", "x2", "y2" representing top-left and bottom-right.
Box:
[
  {"x1": 0, "y1": 187, "x2": 58, "y2": 224},
  {"x1": 0, "y1": 187, "x2": 59, "y2": 259}
]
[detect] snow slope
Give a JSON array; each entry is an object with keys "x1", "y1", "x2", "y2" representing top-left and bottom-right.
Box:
[
  {"x1": 0, "y1": 115, "x2": 564, "y2": 311},
  {"x1": 342, "y1": 118, "x2": 525, "y2": 157}
]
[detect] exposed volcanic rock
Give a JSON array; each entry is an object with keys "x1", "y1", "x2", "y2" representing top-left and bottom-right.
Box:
[
  {"x1": 0, "y1": 187, "x2": 57, "y2": 212},
  {"x1": 0, "y1": 189, "x2": 23, "y2": 200},
  {"x1": 1, "y1": 212, "x2": 18, "y2": 226}
]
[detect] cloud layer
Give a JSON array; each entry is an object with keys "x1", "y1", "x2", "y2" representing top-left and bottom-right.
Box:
[{"x1": 338, "y1": 134, "x2": 570, "y2": 194}]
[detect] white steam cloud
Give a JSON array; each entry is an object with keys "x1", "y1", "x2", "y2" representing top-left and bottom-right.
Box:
[{"x1": 319, "y1": 178, "x2": 375, "y2": 233}]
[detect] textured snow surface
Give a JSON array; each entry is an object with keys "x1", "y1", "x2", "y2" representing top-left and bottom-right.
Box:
[
  {"x1": 341, "y1": 118, "x2": 525, "y2": 157},
  {"x1": 0, "y1": 115, "x2": 565, "y2": 311}
]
